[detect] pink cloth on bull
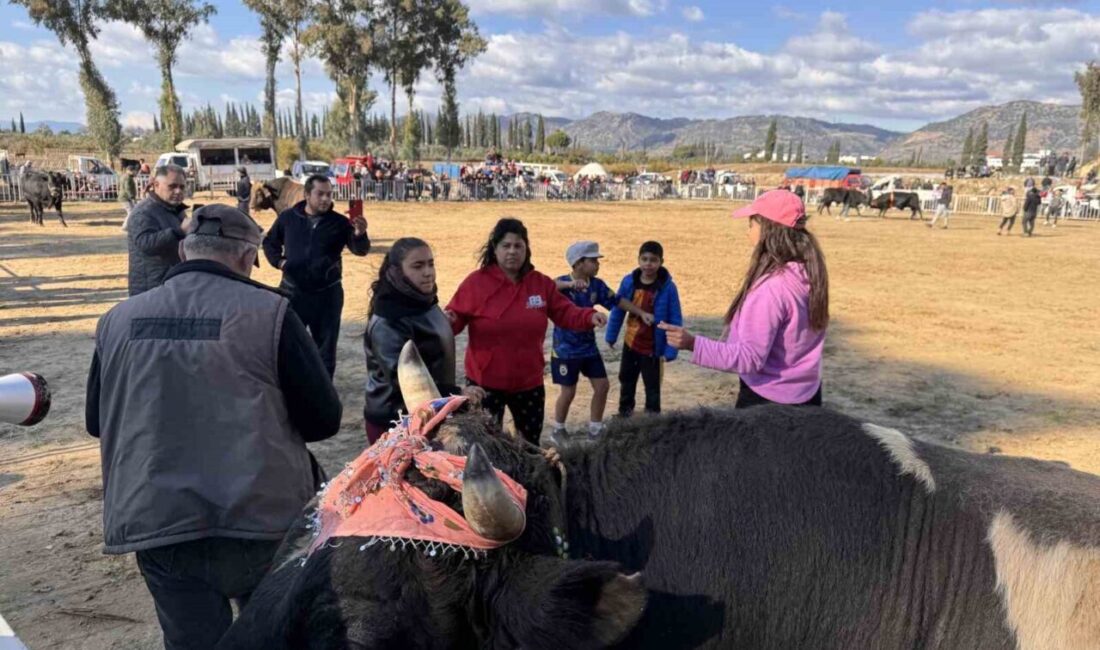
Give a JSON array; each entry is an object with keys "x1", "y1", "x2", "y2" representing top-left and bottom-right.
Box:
[{"x1": 307, "y1": 396, "x2": 528, "y2": 558}]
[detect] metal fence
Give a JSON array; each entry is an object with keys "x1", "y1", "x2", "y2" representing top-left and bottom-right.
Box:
[{"x1": 2, "y1": 172, "x2": 1099, "y2": 220}]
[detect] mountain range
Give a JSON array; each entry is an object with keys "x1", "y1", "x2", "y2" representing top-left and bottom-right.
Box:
[
  {"x1": 516, "y1": 101, "x2": 1081, "y2": 163},
  {"x1": 8, "y1": 102, "x2": 1084, "y2": 163}
]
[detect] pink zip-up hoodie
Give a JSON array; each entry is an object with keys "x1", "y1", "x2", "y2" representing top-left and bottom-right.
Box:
[{"x1": 692, "y1": 262, "x2": 824, "y2": 403}]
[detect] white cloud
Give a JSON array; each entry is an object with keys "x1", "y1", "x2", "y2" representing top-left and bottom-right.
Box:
[
  {"x1": 2, "y1": 7, "x2": 1094, "y2": 129},
  {"x1": 451, "y1": 9, "x2": 1092, "y2": 125},
  {"x1": 123, "y1": 111, "x2": 155, "y2": 129},
  {"x1": 468, "y1": 0, "x2": 660, "y2": 18},
  {"x1": 682, "y1": 6, "x2": 704, "y2": 22}
]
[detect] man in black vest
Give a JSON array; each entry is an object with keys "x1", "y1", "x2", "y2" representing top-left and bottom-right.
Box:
[
  {"x1": 87, "y1": 205, "x2": 342, "y2": 649},
  {"x1": 262, "y1": 174, "x2": 370, "y2": 376}
]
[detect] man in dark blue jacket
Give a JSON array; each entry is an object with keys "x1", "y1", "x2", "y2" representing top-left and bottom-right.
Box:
[{"x1": 262, "y1": 174, "x2": 370, "y2": 375}]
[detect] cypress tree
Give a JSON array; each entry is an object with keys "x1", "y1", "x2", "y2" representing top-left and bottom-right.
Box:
[{"x1": 1012, "y1": 112, "x2": 1027, "y2": 170}]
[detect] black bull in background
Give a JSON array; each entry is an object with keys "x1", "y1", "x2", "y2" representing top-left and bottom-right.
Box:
[
  {"x1": 816, "y1": 188, "x2": 868, "y2": 216},
  {"x1": 869, "y1": 190, "x2": 925, "y2": 220},
  {"x1": 22, "y1": 171, "x2": 69, "y2": 227},
  {"x1": 219, "y1": 350, "x2": 1100, "y2": 649}
]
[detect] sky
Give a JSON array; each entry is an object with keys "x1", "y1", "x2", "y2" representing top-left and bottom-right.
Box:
[{"x1": 1, "y1": 0, "x2": 1099, "y2": 133}]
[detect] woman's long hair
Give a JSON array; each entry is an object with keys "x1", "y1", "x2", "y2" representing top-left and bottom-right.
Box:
[
  {"x1": 724, "y1": 216, "x2": 829, "y2": 331},
  {"x1": 368, "y1": 237, "x2": 431, "y2": 318},
  {"x1": 478, "y1": 217, "x2": 533, "y2": 274}
]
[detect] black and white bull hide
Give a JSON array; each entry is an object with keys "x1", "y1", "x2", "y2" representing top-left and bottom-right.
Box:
[
  {"x1": 817, "y1": 188, "x2": 867, "y2": 216},
  {"x1": 22, "y1": 171, "x2": 68, "y2": 227},
  {"x1": 220, "y1": 350, "x2": 1100, "y2": 649},
  {"x1": 869, "y1": 191, "x2": 924, "y2": 220},
  {"x1": 250, "y1": 177, "x2": 305, "y2": 214}
]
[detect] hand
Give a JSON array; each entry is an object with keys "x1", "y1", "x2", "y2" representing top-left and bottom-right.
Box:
[
  {"x1": 461, "y1": 385, "x2": 487, "y2": 405},
  {"x1": 351, "y1": 215, "x2": 368, "y2": 236},
  {"x1": 658, "y1": 323, "x2": 695, "y2": 351},
  {"x1": 444, "y1": 309, "x2": 457, "y2": 324},
  {"x1": 572, "y1": 277, "x2": 589, "y2": 291},
  {"x1": 591, "y1": 312, "x2": 608, "y2": 328},
  {"x1": 640, "y1": 312, "x2": 655, "y2": 326}
]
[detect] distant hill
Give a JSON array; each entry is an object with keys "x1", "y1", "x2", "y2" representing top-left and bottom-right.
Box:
[
  {"x1": 560, "y1": 112, "x2": 901, "y2": 158},
  {"x1": 877, "y1": 101, "x2": 1082, "y2": 164},
  {"x1": 21, "y1": 120, "x2": 86, "y2": 134}
]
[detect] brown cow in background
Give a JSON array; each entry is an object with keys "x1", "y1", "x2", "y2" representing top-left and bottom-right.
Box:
[{"x1": 249, "y1": 177, "x2": 305, "y2": 215}]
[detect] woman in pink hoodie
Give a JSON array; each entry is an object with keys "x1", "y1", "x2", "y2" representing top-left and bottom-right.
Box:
[{"x1": 660, "y1": 190, "x2": 829, "y2": 407}]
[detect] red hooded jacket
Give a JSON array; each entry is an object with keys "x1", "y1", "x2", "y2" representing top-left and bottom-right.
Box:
[{"x1": 448, "y1": 265, "x2": 595, "y2": 392}]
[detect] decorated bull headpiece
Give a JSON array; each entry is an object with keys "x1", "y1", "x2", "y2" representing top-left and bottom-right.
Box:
[{"x1": 305, "y1": 342, "x2": 528, "y2": 561}]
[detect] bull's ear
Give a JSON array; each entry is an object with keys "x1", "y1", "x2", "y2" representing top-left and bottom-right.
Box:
[{"x1": 488, "y1": 555, "x2": 646, "y2": 649}]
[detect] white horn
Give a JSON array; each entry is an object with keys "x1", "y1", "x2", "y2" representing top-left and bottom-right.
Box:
[{"x1": 398, "y1": 340, "x2": 441, "y2": 412}]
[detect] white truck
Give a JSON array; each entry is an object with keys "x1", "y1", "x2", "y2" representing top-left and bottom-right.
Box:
[{"x1": 157, "y1": 138, "x2": 276, "y2": 190}]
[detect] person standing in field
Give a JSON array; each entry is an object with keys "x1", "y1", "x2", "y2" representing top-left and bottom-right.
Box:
[
  {"x1": 997, "y1": 188, "x2": 1018, "y2": 236},
  {"x1": 550, "y1": 241, "x2": 654, "y2": 442},
  {"x1": 119, "y1": 166, "x2": 137, "y2": 232},
  {"x1": 362, "y1": 237, "x2": 485, "y2": 443},
  {"x1": 1022, "y1": 187, "x2": 1041, "y2": 237},
  {"x1": 262, "y1": 175, "x2": 370, "y2": 377},
  {"x1": 446, "y1": 218, "x2": 605, "y2": 445},
  {"x1": 661, "y1": 190, "x2": 828, "y2": 408},
  {"x1": 605, "y1": 241, "x2": 683, "y2": 417},
  {"x1": 928, "y1": 182, "x2": 952, "y2": 229}
]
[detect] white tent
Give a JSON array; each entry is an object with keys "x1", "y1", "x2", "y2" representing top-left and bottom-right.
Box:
[{"x1": 573, "y1": 162, "x2": 609, "y2": 180}]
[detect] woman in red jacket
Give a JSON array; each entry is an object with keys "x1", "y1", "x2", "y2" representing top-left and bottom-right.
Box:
[{"x1": 447, "y1": 218, "x2": 606, "y2": 444}]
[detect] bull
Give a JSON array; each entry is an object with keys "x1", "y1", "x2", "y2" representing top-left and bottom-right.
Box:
[
  {"x1": 22, "y1": 171, "x2": 68, "y2": 227},
  {"x1": 250, "y1": 177, "x2": 306, "y2": 214},
  {"x1": 869, "y1": 191, "x2": 924, "y2": 220},
  {"x1": 219, "y1": 344, "x2": 1100, "y2": 649},
  {"x1": 817, "y1": 188, "x2": 867, "y2": 218}
]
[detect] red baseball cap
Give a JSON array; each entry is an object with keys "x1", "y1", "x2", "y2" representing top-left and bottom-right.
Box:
[{"x1": 732, "y1": 190, "x2": 805, "y2": 228}]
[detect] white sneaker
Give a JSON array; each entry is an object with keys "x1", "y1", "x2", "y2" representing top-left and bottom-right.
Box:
[{"x1": 548, "y1": 429, "x2": 569, "y2": 448}]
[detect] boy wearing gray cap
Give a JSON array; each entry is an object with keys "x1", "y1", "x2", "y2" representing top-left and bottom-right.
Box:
[{"x1": 551, "y1": 241, "x2": 653, "y2": 441}]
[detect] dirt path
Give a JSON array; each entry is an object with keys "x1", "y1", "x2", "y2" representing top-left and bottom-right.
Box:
[{"x1": 1, "y1": 198, "x2": 1098, "y2": 648}]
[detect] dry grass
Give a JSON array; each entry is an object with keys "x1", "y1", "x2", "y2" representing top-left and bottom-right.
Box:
[{"x1": 0, "y1": 196, "x2": 1098, "y2": 648}]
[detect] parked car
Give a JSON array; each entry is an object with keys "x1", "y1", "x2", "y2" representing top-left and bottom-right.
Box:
[{"x1": 290, "y1": 160, "x2": 332, "y2": 182}]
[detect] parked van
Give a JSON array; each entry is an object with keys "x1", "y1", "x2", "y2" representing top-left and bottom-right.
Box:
[{"x1": 161, "y1": 138, "x2": 276, "y2": 190}]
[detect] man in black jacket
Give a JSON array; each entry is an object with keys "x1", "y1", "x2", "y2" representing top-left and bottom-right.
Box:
[
  {"x1": 1022, "y1": 187, "x2": 1042, "y2": 237},
  {"x1": 235, "y1": 166, "x2": 252, "y2": 215},
  {"x1": 262, "y1": 174, "x2": 370, "y2": 375},
  {"x1": 126, "y1": 165, "x2": 188, "y2": 296},
  {"x1": 87, "y1": 205, "x2": 342, "y2": 649}
]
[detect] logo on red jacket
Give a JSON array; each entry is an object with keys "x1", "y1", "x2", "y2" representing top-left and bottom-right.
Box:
[{"x1": 526, "y1": 295, "x2": 546, "y2": 309}]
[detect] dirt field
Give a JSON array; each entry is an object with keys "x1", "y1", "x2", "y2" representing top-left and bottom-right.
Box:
[{"x1": 1, "y1": 196, "x2": 1098, "y2": 648}]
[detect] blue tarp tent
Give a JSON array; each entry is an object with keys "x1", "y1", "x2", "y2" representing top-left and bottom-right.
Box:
[
  {"x1": 784, "y1": 166, "x2": 860, "y2": 180},
  {"x1": 433, "y1": 163, "x2": 461, "y2": 178}
]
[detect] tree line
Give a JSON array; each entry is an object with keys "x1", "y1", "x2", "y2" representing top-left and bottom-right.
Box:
[{"x1": 11, "y1": 0, "x2": 485, "y2": 164}]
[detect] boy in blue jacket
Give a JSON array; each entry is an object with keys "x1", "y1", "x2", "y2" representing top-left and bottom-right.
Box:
[{"x1": 606, "y1": 241, "x2": 683, "y2": 416}]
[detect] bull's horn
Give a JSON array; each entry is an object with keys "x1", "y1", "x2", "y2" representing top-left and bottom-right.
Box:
[
  {"x1": 398, "y1": 340, "x2": 440, "y2": 412},
  {"x1": 462, "y1": 443, "x2": 525, "y2": 542}
]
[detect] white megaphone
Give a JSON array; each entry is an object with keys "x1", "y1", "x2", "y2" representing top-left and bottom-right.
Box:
[{"x1": 0, "y1": 373, "x2": 51, "y2": 426}]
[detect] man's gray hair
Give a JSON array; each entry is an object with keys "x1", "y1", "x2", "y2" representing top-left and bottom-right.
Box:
[
  {"x1": 182, "y1": 232, "x2": 256, "y2": 259},
  {"x1": 156, "y1": 164, "x2": 186, "y2": 179}
]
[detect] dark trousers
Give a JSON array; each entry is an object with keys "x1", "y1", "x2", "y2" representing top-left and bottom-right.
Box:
[
  {"x1": 1022, "y1": 210, "x2": 1037, "y2": 236},
  {"x1": 618, "y1": 347, "x2": 662, "y2": 416},
  {"x1": 473, "y1": 382, "x2": 546, "y2": 445},
  {"x1": 287, "y1": 283, "x2": 344, "y2": 377},
  {"x1": 135, "y1": 537, "x2": 281, "y2": 650},
  {"x1": 736, "y1": 378, "x2": 823, "y2": 408},
  {"x1": 998, "y1": 215, "x2": 1016, "y2": 232}
]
